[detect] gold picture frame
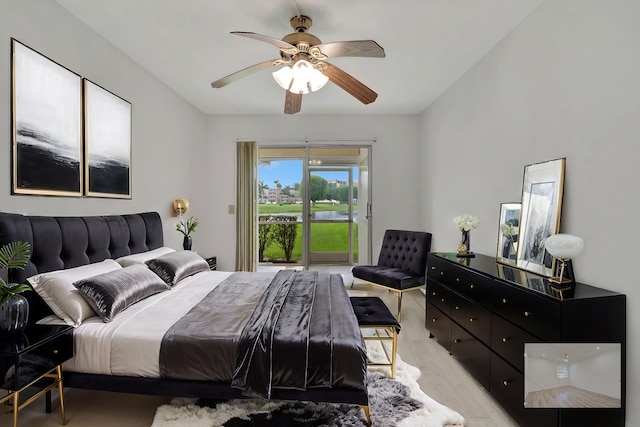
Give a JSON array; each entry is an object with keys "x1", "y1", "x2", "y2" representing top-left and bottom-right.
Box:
[
  {"x1": 11, "y1": 39, "x2": 83, "y2": 197},
  {"x1": 516, "y1": 158, "x2": 566, "y2": 276}
]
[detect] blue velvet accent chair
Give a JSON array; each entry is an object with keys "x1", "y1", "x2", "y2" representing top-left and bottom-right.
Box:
[{"x1": 351, "y1": 229, "x2": 432, "y2": 322}]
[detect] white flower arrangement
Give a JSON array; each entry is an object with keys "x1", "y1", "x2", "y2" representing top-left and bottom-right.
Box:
[{"x1": 453, "y1": 214, "x2": 480, "y2": 232}]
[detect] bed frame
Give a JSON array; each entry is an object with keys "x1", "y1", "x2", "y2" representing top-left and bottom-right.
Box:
[{"x1": 0, "y1": 212, "x2": 369, "y2": 414}]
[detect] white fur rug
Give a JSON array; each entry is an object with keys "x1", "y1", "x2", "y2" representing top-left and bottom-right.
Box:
[{"x1": 152, "y1": 339, "x2": 465, "y2": 427}]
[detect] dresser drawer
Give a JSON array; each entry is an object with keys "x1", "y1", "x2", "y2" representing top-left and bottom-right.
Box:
[
  {"x1": 450, "y1": 292, "x2": 492, "y2": 344},
  {"x1": 491, "y1": 314, "x2": 541, "y2": 371},
  {"x1": 427, "y1": 254, "x2": 451, "y2": 286},
  {"x1": 426, "y1": 280, "x2": 453, "y2": 316},
  {"x1": 494, "y1": 283, "x2": 561, "y2": 341},
  {"x1": 426, "y1": 303, "x2": 451, "y2": 351},
  {"x1": 491, "y1": 353, "x2": 557, "y2": 427},
  {"x1": 451, "y1": 322, "x2": 491, "y2": 389},
  {"x1": 450, "y1": 267, "x2": 493, "y2": 308}
]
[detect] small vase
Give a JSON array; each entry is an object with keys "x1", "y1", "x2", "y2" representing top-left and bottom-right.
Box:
[
  {"x1": 0, "y1": 293, "x2": 30, "y2": 335},
  {"x1": 183, "y1": 236, "x2": 192, "y2": 250},
  {"x1": 457, "y1": 230, "x2": 475, "y2": 258}
]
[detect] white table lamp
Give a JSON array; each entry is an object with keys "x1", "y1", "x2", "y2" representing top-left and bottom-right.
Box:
[{"x1": 544, "y1": 234, "x2": 584, "y2": 284}]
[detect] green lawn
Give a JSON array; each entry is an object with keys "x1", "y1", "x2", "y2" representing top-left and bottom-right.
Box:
[
  {"x1": 258, "y1": 202, "x2": 353, "y2": 214},
  {"x1": 262, "y1": 222, "x2": 358, "y2": 263}
]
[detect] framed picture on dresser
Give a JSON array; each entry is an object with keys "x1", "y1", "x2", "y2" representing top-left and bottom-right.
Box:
[
  {"x1": 516, "y1": 158, "x2": 566, "y2": 277},
  {"x1": 11, "y1": 39, "x2": 83, "y2": 197},
  {"x1": 84, "y1": 79, "x2": 132, "y2": 199},
  {"x1": 496, "y1": 202, "x2": 521, "y2": 264}
]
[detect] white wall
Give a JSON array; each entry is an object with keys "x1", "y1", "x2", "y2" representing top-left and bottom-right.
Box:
[
  {"x1": 421, "y1": 0, "x2": 639, "y2": 424},
  {"x1": 0, "y1": 0, "x2": 206, "y2": 248},
  {"x1": 195, "y1": 114, "x2": 422, "y2": 271},
  {"x1": 525, "y1": 357, "x2": 568, "y2": 394},
  {"x1": 572, "y1": 350, "x2": 621, "y2": 399}
]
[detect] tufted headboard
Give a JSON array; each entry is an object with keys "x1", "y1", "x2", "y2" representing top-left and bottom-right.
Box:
[{"x1": 0, "y1": 211, "x2": 163, "y2": 322}]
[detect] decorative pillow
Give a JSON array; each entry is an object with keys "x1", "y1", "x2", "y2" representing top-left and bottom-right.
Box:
[
  {"x1": 27, "y1": 259, "x2": 122, "y2": 327},
  {"x1": 145, "y1": 251, "x2": 209, "y2": 286},
  {"x1": 115, "y1": 247, "x2": 176, "y2": 267},
  {"x1": 74, "y1": 264, "x2": 170, "y2": 323}
]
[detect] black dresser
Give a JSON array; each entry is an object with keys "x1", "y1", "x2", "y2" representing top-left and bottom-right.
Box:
[{"x1": 426, "y1": 252, "x2": 626, "y2": 427}]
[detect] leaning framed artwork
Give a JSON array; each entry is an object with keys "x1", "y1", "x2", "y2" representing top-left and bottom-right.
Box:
[
  {"x1": 496, "y1": 202, "x2": 521, "y2": 264},
  {"x1": 84, "y1": 79, "x2": 132, "y2": 198},
  {"x1": 516, "y1": 158, "x2": 566, "y2": 276},
  {"x1": 11, "y1": 39, "x2": 83, "y2": 196}
]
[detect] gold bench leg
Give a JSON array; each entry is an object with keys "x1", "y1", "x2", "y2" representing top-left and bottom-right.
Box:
[
  {"x1": 391, "y1": 329, "x2": 398, "y2": 378},
  {"x1": 359, "y1": 405, "x2": 371, "y2": 425},
  {"x1": 13, "y1": 390, "x2": 18, "y2": 427}
]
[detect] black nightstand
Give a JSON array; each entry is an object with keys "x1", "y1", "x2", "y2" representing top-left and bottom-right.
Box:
[{"x1": 0, "y1": 324, "x2": 73, "y2": 427}]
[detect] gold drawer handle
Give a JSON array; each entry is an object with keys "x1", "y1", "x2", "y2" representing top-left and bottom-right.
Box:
[
  {"x1": 469, "y1": 318, "x2": 477, "y2": 322},
  {"x1": 503, "y1": 380, "x2": 511, "y2": 386},
  {"x1": 53, "y1": 349, "x2": 59, "y2": 355},
  {"x1": 441, "y1": 298, "x2": 446, "y2": 302},
  {"x1": 455, "y1": 306, "x2": 460, "y2": 310},
  {"x1": 453, "y1": 339, "x2": 461, "y2": 344},
  {"x1": 524, "y1": 311, "x2": 533, "y2": 317},
  {"x1": 432, "y1": 318, "x2": 438, "y2": 322},
  {"x1": 440, "y1": 272, "x2": 444, "y2": 276},
  {"x1": 501, "y1": 298, "x2": 508, "y2": 304},
  {"x1": 502, "y1": 337, "x2": 510, "y2": 343},
  {"x1": 431, "y1": 291, "x2": 436, "y2": 296},
  {"x1": 431, "y1": 266, "x2": 436, "y2": 270},
  {"x1": 469, "y1": 284, "x2": 475, "y2": 289},
  {"x1": 456, "y1": 277, "x2": 460, "y2": 282}
]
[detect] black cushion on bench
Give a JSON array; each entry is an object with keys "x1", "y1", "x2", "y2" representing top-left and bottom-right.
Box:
[
  {"x1": 350, "y1": 297, "x2": 400, "y2": 332},
  {"x1": 351, "y1": 229, "x2": 432, "y2": 291}
]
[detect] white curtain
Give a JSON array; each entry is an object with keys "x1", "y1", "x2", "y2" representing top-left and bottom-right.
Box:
[{"x1": 235, "y1": 141, "x2": 257, "y2": 271}]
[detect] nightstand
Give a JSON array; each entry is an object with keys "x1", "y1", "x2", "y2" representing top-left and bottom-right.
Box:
[{"x1": 0, "y1": 324, "x2": 73, "y2": 427}]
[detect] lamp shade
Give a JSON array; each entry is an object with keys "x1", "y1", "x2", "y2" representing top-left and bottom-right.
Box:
[
  {"x1": 544, "y1": 234, "x2": 584, "y2": 259},
  {"x1": 272, "y1": 60, "x2": 328, "y2": 94}
]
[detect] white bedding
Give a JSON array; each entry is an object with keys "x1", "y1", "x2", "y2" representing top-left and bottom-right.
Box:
[{"x1": 62, "y1": 270, "x2": 233, "y2": 377}]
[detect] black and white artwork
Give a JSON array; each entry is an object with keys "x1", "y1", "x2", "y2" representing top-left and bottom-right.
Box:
[
  {"x1": 12, "y1": 39, "x2": 82, "y2": 196},
  {"x1": 516, "y1": 158, "x2": 565, "y2": 276},
  {"x1": 84, "y1": 79, "x2": 132, "y2": 198},
  {"x1": 496, "y1": 202, "x2": 521, "y2": 264}
]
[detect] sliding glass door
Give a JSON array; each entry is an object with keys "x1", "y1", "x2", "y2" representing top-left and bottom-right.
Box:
[{"x1": 258, "y1": 145, "x2": 371, "y2": 269}]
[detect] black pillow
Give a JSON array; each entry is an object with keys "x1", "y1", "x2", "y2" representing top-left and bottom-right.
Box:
[
  {"x1": 74, "y1": 264, "x2": 170, "y2": 322},
  {"x1": 145, "y1": 250, "x2": 210, "y2": 286}
]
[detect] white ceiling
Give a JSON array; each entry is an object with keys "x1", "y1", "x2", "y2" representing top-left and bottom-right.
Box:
[{"x1": 55, "y1": 0, "x2": 544, "y2": 115}]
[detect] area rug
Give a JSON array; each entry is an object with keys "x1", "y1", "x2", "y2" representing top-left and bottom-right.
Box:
[{"x1": 151, "y1": 341, "x2": 465, "y2": 427}]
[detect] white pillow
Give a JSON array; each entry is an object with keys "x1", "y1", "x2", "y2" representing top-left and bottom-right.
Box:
[
  {"x1": 27, "y1": 259, "x2": 122, "y2": 326},
  {"x1": 115, "y1": 247, "x2": 176, "y2": 267}
]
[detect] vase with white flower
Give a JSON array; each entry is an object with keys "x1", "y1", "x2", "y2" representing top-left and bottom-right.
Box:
[
  {"x1": 453, "y1": 214, "x2": 479, "y2": 257},
  {"x1": 176, "y1": 216, "x2": 199, "y2": 250}
]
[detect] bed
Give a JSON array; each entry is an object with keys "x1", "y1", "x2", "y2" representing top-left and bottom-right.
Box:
[{"x1": 0, "y1": 211, "x2": 369, "y2": 417}]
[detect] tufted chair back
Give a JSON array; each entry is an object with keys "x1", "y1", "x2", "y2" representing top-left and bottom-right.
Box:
[{"x1": 376, "y1": 229, "x2": 432, "y2": 277}]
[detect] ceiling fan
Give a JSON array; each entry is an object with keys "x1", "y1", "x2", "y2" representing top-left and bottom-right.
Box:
[{"x1": 211, "y1": 15, "x2": 385, "y2": 114}]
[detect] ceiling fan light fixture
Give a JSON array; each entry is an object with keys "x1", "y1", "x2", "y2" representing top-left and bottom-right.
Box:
[{"x1": 272, "y1": 59, "x2": 328, "y2": 95}]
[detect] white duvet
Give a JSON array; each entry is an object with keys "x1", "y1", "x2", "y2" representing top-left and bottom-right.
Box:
[{"x1": 59, "y1": 270, "x2": 233, "y2": 377}]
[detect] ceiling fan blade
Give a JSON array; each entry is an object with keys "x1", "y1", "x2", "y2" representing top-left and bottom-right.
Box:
[
  {"x1": 313, "y1": 40, "x2": 385, "y2": 58},
  {"x1": 323, "y1": 63, "x2": 378, "y2": 105},
  {"x1": 284, "y1": 91, "x2": 302, "y2": 114},
  {"x1": 231, "y1": 32, "x2": 297, "y2": 51},
  {"x1": 211, "y1": 59, "x2": 280, "y2": 88}
]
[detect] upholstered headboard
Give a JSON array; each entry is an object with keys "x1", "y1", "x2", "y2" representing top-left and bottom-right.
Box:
[{"x1": 0, "y1": 211, "x2": 163, "y2": 321}]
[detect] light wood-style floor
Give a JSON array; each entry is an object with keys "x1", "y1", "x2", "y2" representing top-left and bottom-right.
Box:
[
  {"x1": 525, "y1": 385, "x2": 621, "y2": 408},
  {"x1": 1, "y1": 271, "x2": 518, "y2": 427}
]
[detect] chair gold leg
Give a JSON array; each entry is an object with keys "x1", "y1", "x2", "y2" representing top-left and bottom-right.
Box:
[{"x1": 397, "y1": 292, "x2": 403, "y2": 322}]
